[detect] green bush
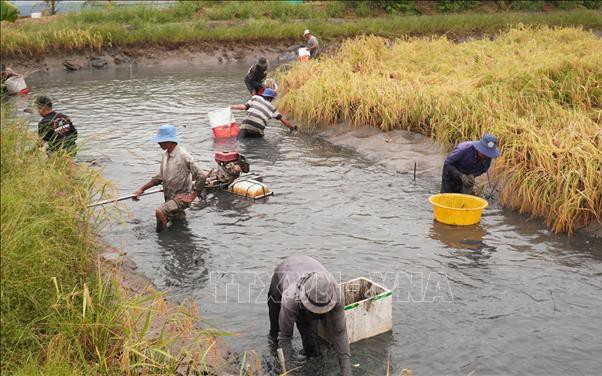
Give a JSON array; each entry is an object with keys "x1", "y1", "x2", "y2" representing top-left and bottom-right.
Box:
[
  {"x1": 554, "y1": 0, "x2": 581, "y2": 9},
  {"x1": 354, "y1": 1, "x2": 373, "y2": 17},
  {"x1": 437, "y1": 0, "x2": 477, "y2": 12},
  {"x1": 325, "y1": 1, "x2": 347, "y2": 17},
  {"x1": 581, "y1": 0, "x2": 602, "y2": 9},
  {"x1": 203, "y1": 1, "x2": 256, "y2": 20},
  {"x1": 343, "y1": 1, "x2": 418, "y2": 15},
  {"x1": 509, "y1": 0, "x2": 545, "y2": 11},
  {"x1": 173, "y1": 0, "x2": 205, "y2": 18}
]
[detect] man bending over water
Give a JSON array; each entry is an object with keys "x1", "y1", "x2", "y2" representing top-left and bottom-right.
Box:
[{"x1": 133, "y1": 124, "x2": 206, "y2": 232}]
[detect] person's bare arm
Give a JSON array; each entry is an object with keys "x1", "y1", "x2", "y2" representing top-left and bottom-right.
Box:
[
  {"x1": 133, "y1": 178, "x2": 161, "y2": 201},
  {"x1": 230, "y1": 104, "x2": 247, "y2": 111},
  {"x1": 280, "y1": 117, "x2": 297, "y2": 131}
]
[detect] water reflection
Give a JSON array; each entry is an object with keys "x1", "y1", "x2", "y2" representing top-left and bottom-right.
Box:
[
  {"x1": 429, "y1": 221, "x2": 488, "y2": 250},
  {"x1": 157, "y1": 220, "x2": 210, "y2": 290},
  {"x1": 238, "y1": 135, "x2": 284, "y2": 164}
]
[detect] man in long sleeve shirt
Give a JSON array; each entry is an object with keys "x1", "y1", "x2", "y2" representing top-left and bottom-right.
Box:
[
  {"x1": 441, "y1": 133, "x2": 500, "y2": 194},
  {"x1": 268, "y1": 256, "x2": 351, "y2": 375},
  {"x1": 133, "y1": 124, "x2": 206, "y2": 232}
]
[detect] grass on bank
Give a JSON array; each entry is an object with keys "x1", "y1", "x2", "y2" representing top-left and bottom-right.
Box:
[
  {"x1": 277, "y1": 26, "x2": 602, "y2": 234},
  {"x1": 1, "y1": 3, "x2": 601, "y2": 57},
  {"x1": 0, "y1": 107, "x2": 227, "y2": 374}
]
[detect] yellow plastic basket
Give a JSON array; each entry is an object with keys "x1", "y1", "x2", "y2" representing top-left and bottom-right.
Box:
[{"x1": 428, "y1": 193, "x2": 488, "y2": 226}]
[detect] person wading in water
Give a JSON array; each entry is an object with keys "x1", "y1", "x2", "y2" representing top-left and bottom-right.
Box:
[
  {"x1": 132, "y1": 124, "x2": 206, "y2": 232},
  {"x1": 35, "y1": 95, "x2": 78, "y2": 156},
  {"x1": 244, "y1": 57, "x2": 269, "y2": 95},
  {"x1": 230, "y1": 88, "x2": 296, "y2": 139},
  {"x1": 268, "y1": 256, "x2": 351, "y2": 375},
  {"x1": 440, "y1": 133, "x2": 500, "y2": 195}
]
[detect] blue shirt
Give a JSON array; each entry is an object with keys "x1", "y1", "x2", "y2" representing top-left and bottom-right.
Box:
[{"x1": 443, "y1": 141, "x2": 491, "y2": 179}]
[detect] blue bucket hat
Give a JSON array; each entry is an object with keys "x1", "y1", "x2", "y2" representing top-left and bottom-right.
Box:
[
  {"x1": 150, "y1": 124, "x2": 180, "y2": 144},
  {"x1": 262, "y1": 88, "x2": 277, "y2": 98},
  {"x1": 473, "y1": 133, "x2": 500, "y2": 159}
]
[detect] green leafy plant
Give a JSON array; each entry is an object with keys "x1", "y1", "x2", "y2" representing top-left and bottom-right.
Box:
[
  {"x1": 437, "y1": 0, "x2": 477, "y2": 12},
  {"x1": 509, "y1": 0, "x2": 545, "y2": 11},
  {"x1": 1, "y1": 0, "x2": 19, "y2": 22}
]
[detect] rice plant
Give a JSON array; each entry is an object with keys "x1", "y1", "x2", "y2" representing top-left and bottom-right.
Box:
[{"x1": 277, "y1": 26, "x2": 602, "y2": 234}]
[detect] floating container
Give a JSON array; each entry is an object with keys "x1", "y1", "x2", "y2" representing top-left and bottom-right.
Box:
[
  {"x1": 319, "y1": 277, "x2": 392, "y2": 344},
  {"x1": 5, "y1": 76, "x2": 29, "y2": 95},
  {"x1": 298, "y1": 48, "x2": 310, "y2": 62},
  {"x1": 429, "y1": 193, "x2": 488, "y2": 226},
  {"x1": 208, "y1": 108, "x2": 240, "y2": 139},
  {"x1": 228, "y1": 178, "x2": 272, "y2": 199}
]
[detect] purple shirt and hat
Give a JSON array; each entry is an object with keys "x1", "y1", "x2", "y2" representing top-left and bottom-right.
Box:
[{"x1": 441, "y1": 133, "x2": 500, "y2": 193}]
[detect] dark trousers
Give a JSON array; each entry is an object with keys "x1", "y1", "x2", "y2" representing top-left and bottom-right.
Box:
[
  {"x1": 245, "y1": 79, "x2": 263, "y2": 95},
  {"x1": 238, "y1": 129, "x2": 264, "y2": 139},
  {"x1": 267, "y1": 288, "x2": 321, "y2": 357},
  {"x1": 440, "y1": 165, "x2": 463, "y2": 193}
]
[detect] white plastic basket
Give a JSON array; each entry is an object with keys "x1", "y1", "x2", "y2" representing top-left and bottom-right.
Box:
[
  {"x1": 319, "y1": 277, "x2": 393, "y2": 344},
  {"x1": 208, "y1": 108, "x2": 239, "y2": 138},
  {"x1": 5, "y1": 76, "x2": 28, "y2": 95},
  {"x1": 298, "y1": 48, "x2": 310, "y2": 57},
  {"x1": 208, "y1": 108, "x2": 236, "y2": 129}
]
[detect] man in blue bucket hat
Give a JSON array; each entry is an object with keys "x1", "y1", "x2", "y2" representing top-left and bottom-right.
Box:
[
  {"x1": 133, "y1": 124, "x2": 206, "y2": 232},
  {"x1": 230, "y1": 88, "x2": 296, "y2": 139},
  {"x1": 440, "y1": 133, "x2": 500, "y2": 195}
]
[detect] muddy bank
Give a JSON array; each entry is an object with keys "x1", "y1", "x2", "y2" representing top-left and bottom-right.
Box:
[
  {"x1": 316, "y1": 125, "x2": 602, "y2": 238},
  {"x1": 7, "y1": 26, "x2": 601, "y2": 74},
  {"x1": 317, "y1": 124, "x2": 446, "y2": 177},
  {"x1": 3, "y1": 42, "x2": 313, "y2": 74}
]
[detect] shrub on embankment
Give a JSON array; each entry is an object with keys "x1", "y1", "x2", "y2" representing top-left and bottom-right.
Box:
[
  {"x1": 1, "y1": 1, "x2": 601, "y2": 58},
  {"x1": 277, "y1": 26, "x2": 602, "y2": 234},
  {"x1": 0, "y1": 108, "x2": 224, "y2": 374}
]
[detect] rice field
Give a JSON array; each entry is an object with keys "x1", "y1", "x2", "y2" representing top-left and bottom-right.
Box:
[{"x1": 277, "y1": 26, "x2": 602, "y2": 234}]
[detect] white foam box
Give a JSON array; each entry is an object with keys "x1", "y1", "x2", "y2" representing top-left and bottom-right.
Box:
[{"x1": 319, "y1": 277, "x2": 393, "y2": 344}]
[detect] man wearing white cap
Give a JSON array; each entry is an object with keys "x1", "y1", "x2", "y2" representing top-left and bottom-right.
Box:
[
  {"x1": 268, "y1": 256, "x2": 351, "y2": 375},
  {"x1": 303, "y1": 29, "x2": 320, "y2": 59}
]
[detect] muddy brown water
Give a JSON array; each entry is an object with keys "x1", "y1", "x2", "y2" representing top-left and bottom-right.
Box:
[{"x1": 18, "y1": 65, "x2": 602, "y2": 375}]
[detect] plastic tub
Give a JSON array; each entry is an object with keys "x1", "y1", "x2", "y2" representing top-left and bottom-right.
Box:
[
  {"x1": 208, "y1": 108, "x2": 240, "y2": 139},
  {"x1": 429, "y1": 193, "x2": 488, "y2": 226},
  {"x1": 298, "y1": 48, "x2": 310, "y2": 62},
  {"x1": 5, "y1": 76, "x2": 29, "y2": 95}
]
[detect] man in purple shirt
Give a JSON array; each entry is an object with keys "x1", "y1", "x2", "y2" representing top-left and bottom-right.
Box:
[{"x1": 441, "y1": 133, "x2": 500, "y2": 194}]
